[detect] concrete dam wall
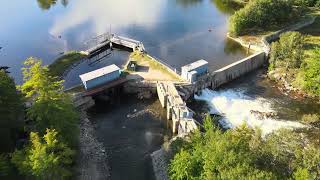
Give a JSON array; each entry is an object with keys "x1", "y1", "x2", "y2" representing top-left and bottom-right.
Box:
[
  {"x1": 179, "y1": 51, "x2": 266, "y2": 98},
  {"x1": 211, "y1": 51, "x2": 266, "y2": 88}
]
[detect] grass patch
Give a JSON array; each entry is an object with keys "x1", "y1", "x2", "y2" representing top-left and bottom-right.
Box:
[
  {"x1": 49, "y1": 51, "x2": 87, "y2": 77},
  {"x1": 128, "y1": 51, "x2": 181, "y2": 81},
  {"x1": 299, "y1": 16, "x2": 320, "y2": 56}
]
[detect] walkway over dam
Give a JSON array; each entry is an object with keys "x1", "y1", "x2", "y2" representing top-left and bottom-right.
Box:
[{"x1": 83, "y1": 34, "x2": 145, "y2": 57}]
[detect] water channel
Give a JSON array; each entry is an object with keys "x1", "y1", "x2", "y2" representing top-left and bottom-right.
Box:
[{"x1": 1, "y1": 0, "x2": 319, "y2": 179}]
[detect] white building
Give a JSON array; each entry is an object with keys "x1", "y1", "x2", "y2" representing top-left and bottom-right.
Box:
[
  {"x1": 79, "y1": 64, "x2": 120, "y2": 90},
  {"x1": 181, "y1": 59, "x2": 208, "y2": 83}
]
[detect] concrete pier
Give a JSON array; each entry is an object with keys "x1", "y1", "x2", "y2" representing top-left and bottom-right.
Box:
[{"x1": 156, "y1": 82, "x2": 197, "y2": 134}]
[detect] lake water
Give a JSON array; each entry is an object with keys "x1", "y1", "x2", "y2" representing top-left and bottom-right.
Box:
[{"x1": 0, "y1": 0, "x2": 246, "y2": 86}]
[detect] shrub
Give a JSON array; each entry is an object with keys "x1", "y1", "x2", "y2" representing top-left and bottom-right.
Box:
[{"x1": 269, "y1": 32, "x2": 305, "y2": 69}]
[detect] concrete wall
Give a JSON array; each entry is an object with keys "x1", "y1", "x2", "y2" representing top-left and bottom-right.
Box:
[
  {"x1": 186, "y1": 51, "x2": 266, "y2": 94},
  {"x1": 261, "y1": 16, "x2": 316, "y2": 54},
  {"x1": 211, "y1": 51, "x2": 265, "y2": 89}
]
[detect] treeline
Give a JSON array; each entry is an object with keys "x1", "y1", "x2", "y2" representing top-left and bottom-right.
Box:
[
  {"x1": 229, "y1": 0, "x2": 320, "y2": 36},
  {"x1": 0, "y1": 58, "x2": 79, "y2": 179},
  {"x1": 169, "y1": 115, "x2": 320, "y2": 179}
]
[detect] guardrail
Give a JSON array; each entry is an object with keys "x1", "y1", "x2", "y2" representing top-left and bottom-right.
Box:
[{"x1": 146, "y1": 54, "x2": 181, "y2": 75}]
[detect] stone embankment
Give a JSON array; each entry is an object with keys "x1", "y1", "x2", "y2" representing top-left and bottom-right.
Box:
[
  {"x1": 73, "y1": 94, "x2": 111, "y2": 180},
  {"x1": 151, "y1": 148, "x2": 169, "y2": 180},
  {"x1": 77, "y1": 111, "x2": 111, "y2": 180}
]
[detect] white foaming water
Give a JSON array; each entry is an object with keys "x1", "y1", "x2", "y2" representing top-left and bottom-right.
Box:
[{"x1": 195, "y1": 88, "x2": 305, "y2": 136}]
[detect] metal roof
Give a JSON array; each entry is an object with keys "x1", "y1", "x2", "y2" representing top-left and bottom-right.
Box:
[
  {"x1": 79, "y1": 64, "x2": 120, "y2": 82},
  {"x1": 182, "y1": 59, "x2": 208, "y2": 72}
]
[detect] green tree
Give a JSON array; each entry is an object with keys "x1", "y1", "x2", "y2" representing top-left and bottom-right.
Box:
[
  {"x1": 270, "y1": 32, "x2": 305, "y2": 70},
  {"x1": 11, "y1": 129, "x2": 75, "y2": 179},
  {"x1": 229, "y1": 0, "x2": 295, "y2": 36},
  {"x1": 0, "y1": 70, "x2": 23, "y2": 152},
  {"x1": 169, "y1": 116, "x2": 275, "y2": 179},
  {"x1": 20, "y1": 58, "x2": 79, "y2": 145}
]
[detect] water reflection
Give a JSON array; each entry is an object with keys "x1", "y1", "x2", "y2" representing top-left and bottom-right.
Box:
[
  {"x1": 210, "y1": 0, "x2": 242, "y2": 14},
  {"x1": 49, "y1": 0, "x2": 165, "y2": 36},
  {"x1": 224, "y1": 38, "x2": 246, "y2": 55},
  {"x1": 175, "y1": 0, "x2": 203, "y2": 8},
  {"x1": 37, "y1": 0, "x2": 69, "y2": 10}
]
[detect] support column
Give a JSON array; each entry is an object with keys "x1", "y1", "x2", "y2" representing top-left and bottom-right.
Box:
[{"x1": 167, "y1": 106, "x2": 172, "y2": 120}]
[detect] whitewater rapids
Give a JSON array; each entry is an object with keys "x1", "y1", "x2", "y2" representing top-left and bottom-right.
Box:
[{"x1": 194, "y1": 88, "x2": 305, "y2": 136}]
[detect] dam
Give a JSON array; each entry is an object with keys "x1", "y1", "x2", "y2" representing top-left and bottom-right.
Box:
[{"x1": 74, "y1": 34, "x2": 266, "y2": 135}]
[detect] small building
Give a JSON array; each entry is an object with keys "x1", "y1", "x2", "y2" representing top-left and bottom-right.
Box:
[
  {"x1": 79, "y1": 64, "x2": 120, "y2": 90},
  {"x1": 181, "y1": 59, "x2": 208, "y2": 83}
]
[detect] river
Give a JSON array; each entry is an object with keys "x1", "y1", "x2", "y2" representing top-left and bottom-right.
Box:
[{"x1": 1, "y1": 0, "x2": 318, "y2": 179}]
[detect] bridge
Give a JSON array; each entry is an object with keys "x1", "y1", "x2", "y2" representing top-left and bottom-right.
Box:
[{"x1": 83, "y1": 34, "x2": 145, "y2": 57}]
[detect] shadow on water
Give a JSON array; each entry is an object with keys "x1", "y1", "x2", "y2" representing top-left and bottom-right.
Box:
[{"x1": 88, "y1": 92, "x2": 171, "y2": 180}]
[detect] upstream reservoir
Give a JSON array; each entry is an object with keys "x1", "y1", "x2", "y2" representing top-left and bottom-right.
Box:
[{"x1": 1, "y1": 0, "x2": 319, "y2": 179}]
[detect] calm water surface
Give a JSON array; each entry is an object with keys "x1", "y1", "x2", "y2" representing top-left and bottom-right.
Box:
[{"x1": 0, "y1": 0, "x2": 246, "y2": 86}]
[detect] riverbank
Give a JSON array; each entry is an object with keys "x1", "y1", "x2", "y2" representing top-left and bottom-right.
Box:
[
  {"x1": 76, "y1": 110, "x2": 111, "y2": 180},
  {"x1": 228, "y1": 13, "x2": 319, "y2": 99}
]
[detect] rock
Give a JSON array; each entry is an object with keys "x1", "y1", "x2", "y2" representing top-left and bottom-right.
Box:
[{"x1": 77, "y1": 110, "x2": 111, "y2": 180}]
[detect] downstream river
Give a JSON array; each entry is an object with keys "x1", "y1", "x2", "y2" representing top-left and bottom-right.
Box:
[{"x1": 1, "y1": 0, "x2": 318, "y2": 179}]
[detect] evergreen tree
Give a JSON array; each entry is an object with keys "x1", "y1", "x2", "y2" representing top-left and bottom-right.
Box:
[
  {"x1": 0, "y1": 70, "x2": 23, "y2": 152},
  {"x1": 19, "y1": 58, "x2": 79, "y2": 145},
  {"x1": 11, "y1": 129, "x2": 75, "y2": 179}
]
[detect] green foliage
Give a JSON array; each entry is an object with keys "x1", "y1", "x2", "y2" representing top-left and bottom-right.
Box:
[
  {"x1": 169, "y1": 116, "x2": 275, "y2": 179},
  {"x1": 229, "y1": 0, "x2": 295, "y2": 36},
  {"x1": 20, "y1": 58, "x2": 79, "y2": 145},
  {"x1": 20, "y1": 57, "x2": 64, "y2": 101},
  {"x1": 293, "y1": 0, "x2": 320, "y2": 7},
  {"x1": 0, "y1": 154, "x2": 10, "y2": 177},
  {"x1": 293, "y1": 168, "x2": 311, "y2": 180},
  {"x1": 270, "y1": 32, "x2": 305, "y2": 69},
  {"x1": 301, "y1": 113, "x2": 319, "y2": 125},
  {"x1": 11, "y1": 129, "x2": 75, "y2": 179},
  {"x1": 169, "y1": 116, "x2": 320, "y2": 179},
  {"x1": 300, "y1": 48, "x2": 320, "y2": 95},
  {"x1": 0, "y1": 70, "x2": 23, "y2": 152}
]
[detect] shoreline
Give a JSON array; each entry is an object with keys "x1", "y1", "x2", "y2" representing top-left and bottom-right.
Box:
[
  {"x1": 76, "y1": 104, "x2": 111, "y2": 180},
  {"x1": 227, "y1": 16, "x2": 318, "y2": 100}
]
